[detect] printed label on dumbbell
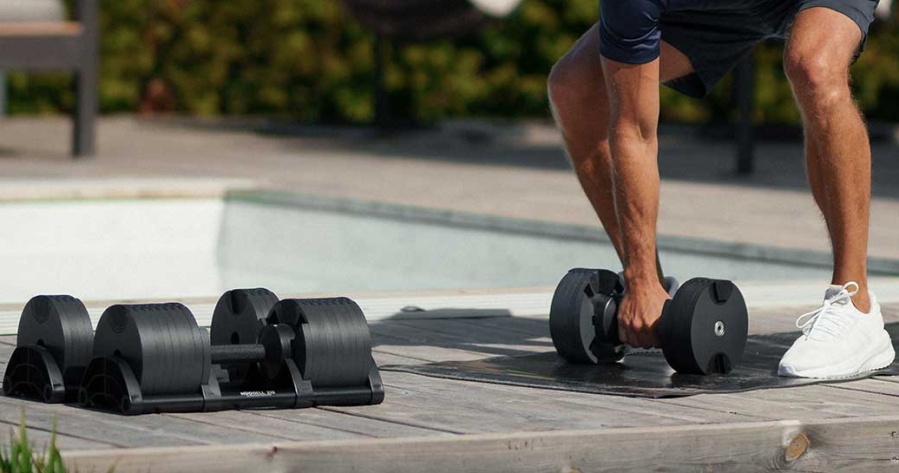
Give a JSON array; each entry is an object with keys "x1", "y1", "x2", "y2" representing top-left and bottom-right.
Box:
[{"x1": 239, "y1": 390, "x2": 277, "y2": 398}]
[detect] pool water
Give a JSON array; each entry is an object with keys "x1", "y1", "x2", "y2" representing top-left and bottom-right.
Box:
[{"x1": 2, "y1": 190, "x2": 895, "y2": 304}]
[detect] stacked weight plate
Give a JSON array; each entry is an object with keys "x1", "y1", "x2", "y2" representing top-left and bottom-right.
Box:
[{"x1": 2, "y1": 295, "x2": 93, "y2": 402}]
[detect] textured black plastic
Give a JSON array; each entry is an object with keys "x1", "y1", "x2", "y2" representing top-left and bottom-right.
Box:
[
  {"x1": 3, "y1": 346, "x2": 67, "y2": 403},
  {"x1": 660, "y1": 279, "x2": 748, "y2": 375},
  {"x1": 210, "y1": 288, "x2": 280, "y2": 385},
  {"x1": 549, "y1": 269, "x2": 624, "y2": 365},
  {"x1": 92, "y1": 303, "x2": 207, "y2": 395},
  {"x1": 210, "y1": 344, "x2": 267, "y2": 364},
  {"x1": 4, "y1": 295, "x2": 93, "y2": 402},
  {"x1": 268, "y1": 297, "x2": 374, "y2": 387},
  {"x1": 16, "y1": 296, "x2": 93, "y2": 389}
]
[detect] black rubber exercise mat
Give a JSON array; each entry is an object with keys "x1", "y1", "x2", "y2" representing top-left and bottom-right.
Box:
[{"x1": 382, "y1": 323, "x2": 899, "y2": 398}]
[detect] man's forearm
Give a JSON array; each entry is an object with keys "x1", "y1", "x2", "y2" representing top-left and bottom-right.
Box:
[
  {"x1": 602, "y1": 58, "x2": 663, "y2": 289},
  {"x1": 609, "y1": 126, "x2": 661, "y2": 287}
]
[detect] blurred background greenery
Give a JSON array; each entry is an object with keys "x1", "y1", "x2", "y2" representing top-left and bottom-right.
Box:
[{"x1": 6, "y1": 0, "x2": 899, "y2": 125}]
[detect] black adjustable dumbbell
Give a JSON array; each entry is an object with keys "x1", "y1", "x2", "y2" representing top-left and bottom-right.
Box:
[
  {"x1": 208, "y1": 288, "x2": 382, "y2": 394},
  {"x1": 549, "y1": 268, "x2": 749, "y2": 374},
  {"x1": 3, "y1": 295, "x2": 94, "y2": 403},
  {"x1": 77, "y1": 289, "x2": 384, "y2": 415}
]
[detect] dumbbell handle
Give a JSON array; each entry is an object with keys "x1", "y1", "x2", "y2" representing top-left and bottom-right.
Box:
[
  {"x1": 210, "y1": 344, "x2": 267, "y2": 364},
  {"x1": 209, "y1": 324, "x2": 296, "y2": 374},
  {"x1": 596, "y1": 297, "x2": 672, "y2": 346}
]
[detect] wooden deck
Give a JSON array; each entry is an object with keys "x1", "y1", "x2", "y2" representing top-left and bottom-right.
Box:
[{"x1": 2, "y1": 302, "x2": 899, "y2": 472}]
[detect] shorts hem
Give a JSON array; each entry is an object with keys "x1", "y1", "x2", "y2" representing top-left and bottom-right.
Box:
[{"x1": 794, "y1": 2, "x2": 871, "y2": 60}]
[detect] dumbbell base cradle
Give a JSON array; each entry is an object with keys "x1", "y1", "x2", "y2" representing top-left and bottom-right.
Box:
[
  {"x1": 3, "y1": 346, "x2": 69, "y2": 403},
  {"x1": 78, "y1": 355, "x2": 385, "y2": 415}
]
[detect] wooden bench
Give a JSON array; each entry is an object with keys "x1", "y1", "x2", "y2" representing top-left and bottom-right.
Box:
[{"x1": 0, "y1": 0, "x2": 98, "y2": 157}]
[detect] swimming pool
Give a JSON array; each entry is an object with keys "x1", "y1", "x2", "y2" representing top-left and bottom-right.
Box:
[{"x1": 3, "y1": 188, "x2": 897, "y2": 306}]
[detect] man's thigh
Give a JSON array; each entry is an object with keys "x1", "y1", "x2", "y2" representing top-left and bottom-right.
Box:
[
  {"x1": 785, "y1": 6, "x2": 865, "y2": 69},
  {"x1": 557, "y1": 22, "x2": 694, "y2": 87}
]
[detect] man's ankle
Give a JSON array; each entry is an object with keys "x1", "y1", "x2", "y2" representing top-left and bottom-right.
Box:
[
  {"x1": 851, "y1": 289, "x2": 872, "y2": 314},
  {"x1": 831, "y1": 275, "x2": 871, "y2": 313}
]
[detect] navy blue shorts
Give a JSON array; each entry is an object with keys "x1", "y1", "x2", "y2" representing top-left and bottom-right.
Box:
[{"x1": 599, "y1": 0, "x2": 880, "y2": 97}]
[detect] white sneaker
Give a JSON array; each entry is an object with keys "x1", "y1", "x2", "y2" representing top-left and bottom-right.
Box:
[{"x1": 778, "y1": 282, "x2": 895, "y2": 379}]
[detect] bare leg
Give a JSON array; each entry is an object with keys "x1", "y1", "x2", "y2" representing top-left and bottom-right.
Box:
[
  {"x1": 547, "y1": 24, "x2": 693, "y2": 283},
  {"x1": 785, "y1": 8, "x2": 872, "y2": 312}
]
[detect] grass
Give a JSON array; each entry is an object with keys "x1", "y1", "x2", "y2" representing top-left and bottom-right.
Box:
[{"x1": 0, "y1": 411, "x2": 65, "y2": 473}]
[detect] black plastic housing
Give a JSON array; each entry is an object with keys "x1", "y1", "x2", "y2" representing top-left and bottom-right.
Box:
[{"x1": 77, "y1": 355, "x2": 385, "y2": 415}]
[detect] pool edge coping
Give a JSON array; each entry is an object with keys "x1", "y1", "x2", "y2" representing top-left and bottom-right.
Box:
[{"x1": 227, "y1": 188, "x2": 899, "y2": 276}]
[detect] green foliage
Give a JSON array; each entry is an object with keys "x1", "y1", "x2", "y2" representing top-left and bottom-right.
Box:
[
  {"x1": 0, "y1": 411, "x2": 65, "y2": 473},
  {"x1": 6, "y1": 0, "x2": 899, "y2": 124}
]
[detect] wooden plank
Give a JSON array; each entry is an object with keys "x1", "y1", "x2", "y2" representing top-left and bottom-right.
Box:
[
  {"x1": 0, "y1": 338, "x2": 13, "y2": 374},
  {"x1": 0, "y1": 418, "x2": 115, "y2": 451},
  {"x1": 659, "y1": 382, "x2": 899, "y2": 422},
  {"x1": 0, "y1": 396, "x2": 292, "y2": 448},
  {"x1": 827, "y1": 378, "x2": 899, "y2": 397},
  {"x1": 322, "y1": 371, "x2": 751, "y2": 436},
  {"x1": 162, "y1": 410, "x2": 370, "y2": 443},
  {"x1": 0, "y1": 22, "x2": 82, "y2": 37},
  {"x1": 62, "y1": 415, "x2": 899, "y2": 473},
  {"x1": 247, "y1": 408, "x2": 449, "y2": 439},
  {"x1": 872, "y1": 376, "x2": 899, "y2": 386}
]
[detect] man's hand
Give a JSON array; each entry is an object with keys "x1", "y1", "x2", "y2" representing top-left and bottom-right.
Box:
[{"x1": 617, "y1": 280, "x2": 670, "y2": 348}]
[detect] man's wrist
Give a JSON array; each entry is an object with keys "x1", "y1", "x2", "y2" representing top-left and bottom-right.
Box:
[{"x1": 623, "y1": 266, "x2": 661, "y2": 290}]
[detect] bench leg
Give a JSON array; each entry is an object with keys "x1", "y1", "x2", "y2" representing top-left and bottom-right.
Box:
[
  {"x1": 734, "y1": 56, "x2": 755, "y2": 175},
  {"x1": 72, "y1": 68, "x2": 96, "y2": 157},
  {"x1": 0, "y1": 71, "x2": 6, "y2": 118}
]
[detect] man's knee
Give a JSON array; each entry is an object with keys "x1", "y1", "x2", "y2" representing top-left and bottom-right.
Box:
[
  {"x1": 547, "y1": 54, "x2": 606, "y2": 112},
  {"x1": 784, "y1": 52, "x2": 850, "y2": 107},
  {"x1": 547, "y1": 58, "x2": 579, "y2": 109}
]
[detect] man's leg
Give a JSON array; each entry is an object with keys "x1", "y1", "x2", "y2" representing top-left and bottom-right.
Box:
[
  {"x1": 547, "y1": 24, "x2": 693, "y2": 281},
  {"x1": 784, "y1": 7, "x2": 872, "y2": 312}
]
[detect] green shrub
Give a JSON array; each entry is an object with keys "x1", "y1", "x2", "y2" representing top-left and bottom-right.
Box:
[
  {"x1": 6, "y1": 0, "x2": 899, "y2": 124},
  {"x1": 0, "y1": 412, "x2": 65, "y2": 473}
]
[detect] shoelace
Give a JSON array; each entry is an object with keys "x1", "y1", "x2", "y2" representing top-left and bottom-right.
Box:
[{"x1": 795, "y1": 282, "x2": 859, "y2": 339}]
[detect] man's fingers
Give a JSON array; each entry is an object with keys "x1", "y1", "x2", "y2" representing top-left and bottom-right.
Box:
[
  {"x1": 623, "y1": 322, "x2": 651, "y2": 349},
  {"x1": 632, "y1": 324, "x2": 655, "y2": 349},
  {"x1": 618, "y1": 323, "x2": 628, "y2": 347}
]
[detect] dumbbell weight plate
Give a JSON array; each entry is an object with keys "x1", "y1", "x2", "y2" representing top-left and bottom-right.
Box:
[
  {"x1": 269, "y1": 298, "x2": 373, "y2": 387},
  {"x1": 93, "y1": 303, "x2": 206, "y2": 395},
  {"x1": 16, "y1": 295, "x2": 93, "y2": 387},
  {"x1": 660, "y1": 278, "x2": 749, "y2": 375},
  {"x1": 156, "y1": 304, "x2": 179, "y2": 395},
  {"x1": 210, "y1": 288, "x2": 279, "y2": 385},
  {"x1": 335, "y1": 298, "x2": 374, "y2": 382},
  {"x1": 549, "y1": 268, "x2": 624, "y2": 364},
  {"x1": 167, "y1": 302, "x2": 208, "y2": 391}
]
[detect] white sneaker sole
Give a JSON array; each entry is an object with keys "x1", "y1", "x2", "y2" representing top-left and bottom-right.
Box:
[{"x1": 778, "y1": 331, "x2": 896, "y2": 379}]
